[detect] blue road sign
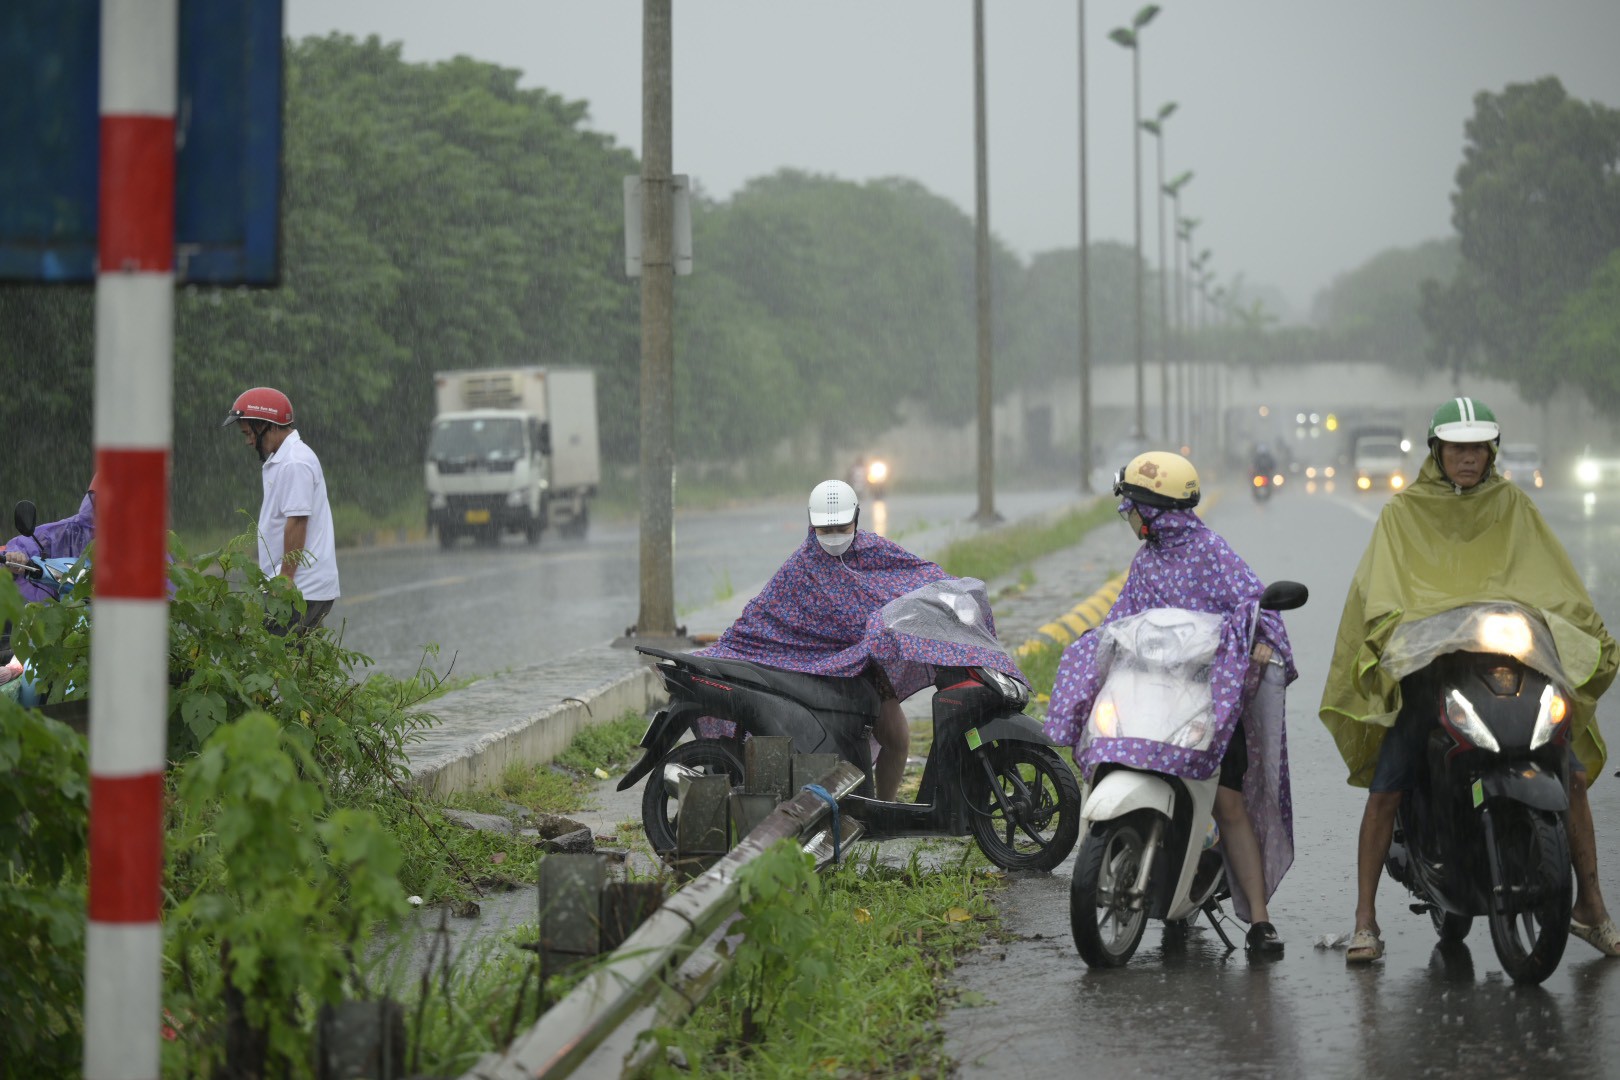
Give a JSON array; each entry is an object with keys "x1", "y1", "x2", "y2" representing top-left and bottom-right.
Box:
[{"x1": 0, "y1": 0, "x2": 283, "y2": 285}]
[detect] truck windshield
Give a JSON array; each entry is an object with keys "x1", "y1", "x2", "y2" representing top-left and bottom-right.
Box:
[
  {"x1": 429, "y1": 417, "x2": 525, "y2": 460},
  {"x1": 1356, "y1": 438, "x2": 1403, "y2": 458}
]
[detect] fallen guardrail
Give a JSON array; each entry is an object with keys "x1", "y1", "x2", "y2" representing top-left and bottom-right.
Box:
[{"x1": 458, "y1": 750, "x2": 865, "y2": 1080}]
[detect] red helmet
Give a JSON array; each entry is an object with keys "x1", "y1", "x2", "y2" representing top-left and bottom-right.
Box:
[{"x1": 222, "y1": 387, "x2": 294, "y2": 427}]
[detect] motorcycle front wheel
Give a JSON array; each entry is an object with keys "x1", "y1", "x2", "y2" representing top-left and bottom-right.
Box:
[
  {"x1": 1071, "y1": 812, "x2": 1155, "y2": 967},
  {"x1": 967, "y1": 742, "x2": 1082, "y2": 871},
  {"x1": 1486, "y1": 808, "x2": 1572, "y2": 985},
  {"x1": 640, "y1": 738, "x2": 744, "y2": 856}
]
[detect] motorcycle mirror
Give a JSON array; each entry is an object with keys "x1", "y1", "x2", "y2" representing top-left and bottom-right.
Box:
[
  {"x1": 1259, "y1": 580, "x2": 1308, "y2": 612},
  {"x1": 13, "y1": 500, "x2": 36, "y2": 538}
]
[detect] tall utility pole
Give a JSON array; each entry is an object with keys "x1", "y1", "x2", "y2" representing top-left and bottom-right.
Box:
[
  {"x1": 972, "y1": 0, "x2": 1000, "y2": 523},
  {"x1": 636, "y1": 0, "x2": 676, "y2": 636},
  {"x1": 1109, "y1": 5, "x2": 1159, "y2": 439},
  {"x1": 1142, "y1": 101, "x2": 1175, "y2": 446},
  {"x1": 1076, "y1": 0, "x2": 1094, "y2": 493}
]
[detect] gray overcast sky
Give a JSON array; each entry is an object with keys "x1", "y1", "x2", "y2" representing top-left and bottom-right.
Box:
[{"x1": 286, "y1": 1, "x2": 1620, "y2": 318}]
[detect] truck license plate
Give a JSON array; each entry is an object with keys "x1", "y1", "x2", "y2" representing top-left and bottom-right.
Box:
[{"x1": 464, "y1": 509, "x2": 491, "y2": 524}]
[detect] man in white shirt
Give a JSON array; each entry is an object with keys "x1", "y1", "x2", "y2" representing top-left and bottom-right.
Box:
[{"x1": 222, "y1": 386, "x2": 340, "y2": 634}]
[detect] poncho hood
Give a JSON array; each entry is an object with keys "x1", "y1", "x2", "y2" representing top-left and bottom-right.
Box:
[{"x1": 1319, "y1": 455, "x2": 1614, "y2": 785}]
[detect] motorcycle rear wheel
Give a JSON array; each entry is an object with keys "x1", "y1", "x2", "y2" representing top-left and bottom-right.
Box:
[
  {"x1": 967, "y1": 742, "x2": 1082, "y2": 871},
  {"x1": 1486, "y1": 809, "x2": 1572, "y2": 985},
  {"x1": 640, "y1": 738, "x2": 744, "y2": 856},
  {"x1": 1071, "y1": 812, "x2": 1154, "y2": 967}
]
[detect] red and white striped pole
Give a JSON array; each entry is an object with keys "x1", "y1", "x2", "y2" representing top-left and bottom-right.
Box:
[{"x1": 85, "y1": 2, "x2": 176, "y2": 1077}]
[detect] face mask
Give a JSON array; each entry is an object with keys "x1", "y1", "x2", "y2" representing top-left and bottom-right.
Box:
[{"x1": 817, "y1": 532, "x2": 855, "y2": 557}]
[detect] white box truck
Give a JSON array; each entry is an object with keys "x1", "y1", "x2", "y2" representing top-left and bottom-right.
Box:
[{"x1": 426, "y1": 367, "x2": 601, "y2": 547}]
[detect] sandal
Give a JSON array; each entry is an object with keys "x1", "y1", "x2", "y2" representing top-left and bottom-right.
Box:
[
  {"x1": 1246, "y1": 921, "x2": 1285, "y2": 957},
  {"x1": 1345, "y1": 927, "x2": 1384, "y2": 964},
  {"x1": 1571, "y1": 917, "x2": 1620, "y2": 957}
]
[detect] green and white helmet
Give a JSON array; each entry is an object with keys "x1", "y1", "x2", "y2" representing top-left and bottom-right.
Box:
[{"x1": 1427, "y1": 396, "x2": 1500, "y2": 447}]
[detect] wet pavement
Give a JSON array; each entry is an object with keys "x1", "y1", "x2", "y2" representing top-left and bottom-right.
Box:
[{"x1": 943, "y1": 482, "x2": 1620, "y2": 1079}]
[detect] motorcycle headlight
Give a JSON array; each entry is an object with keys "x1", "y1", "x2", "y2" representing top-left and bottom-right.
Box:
[
  {"x1": 1530, "y1": 685, "x2": 1569, "y2": 750},
  {"x1": 1477, "y1": 612, "x2": 1532, "y2": 658},
  {"x1": 867, "y1": 460, "x2": 888, "y2": 484},
  {"x1": 1577, "y1": 459, "x2": 1600, "y2": 486},
  {"x1": 973, "y1": 666, "x2": 1028, "y2": 707},
  {"x1": 1443, "y1": 689, "x2": 1501, "y2": 753},
  {"x1": 1091, "y1": 697, "x2": 1119, "y2": 738}
]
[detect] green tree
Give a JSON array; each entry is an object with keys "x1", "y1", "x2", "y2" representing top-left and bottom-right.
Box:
[
  {"x1": 1312, "y1": 238, "x2": 1458, "y2": 365},
  {"x1": 1422, "y1": 77, "x2": 1620, "y2": 395}
]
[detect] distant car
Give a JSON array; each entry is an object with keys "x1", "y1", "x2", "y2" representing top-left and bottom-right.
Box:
[{"x1": 1496, "y1": 443, "x2": 1544, "y2": 489}]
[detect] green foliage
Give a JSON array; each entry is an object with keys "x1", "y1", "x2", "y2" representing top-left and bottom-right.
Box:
[
  {"x1": 1539, "y1": 250, "x2": 1620, "y2": 411},
  {"x1": 0, "y1": 567, "x2": 90, "y2": 1070},
  {"x1": 161, "y1": 532, "x2": 439, "y2": 797},
  {"x1": 1421, "y1": 77, "x2": 1620, "y2": 397},
  {"x1": 165, "y1": 713, "x2": 408, "y2": 1073},
  {"x1": 661, "y1": 844, "x2": 997, "y2": 1077},
  {"x1": 1311, "y1": 238, "x2": 1459, "y2": 365},
  {"x1": 937, "y1": 499, "x2": 1116, "y2": 584}
]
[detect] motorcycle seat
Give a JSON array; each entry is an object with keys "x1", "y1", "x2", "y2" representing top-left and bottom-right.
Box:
[{"x1": 638, "y1": 646, "x2": 882, "y2": 717}]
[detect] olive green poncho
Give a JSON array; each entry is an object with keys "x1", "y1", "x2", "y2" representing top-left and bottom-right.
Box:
[{"x1": 1319, "y1": 455, "x2": 1614, "y2": 786}]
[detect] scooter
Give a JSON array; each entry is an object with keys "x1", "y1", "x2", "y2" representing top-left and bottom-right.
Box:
[
  {"x1": 1069, "y1": 580, "x2": 1307, "y2": 967},
  {"x1": 618, "y1": 580, "x2": 1083, "y2": 871},
  {"x1": 1, "y1": 500, "x2": 91, "y2": 709},
  {"x1": 1382, "y1": 602, "x2": 1578, "y2": 985}
]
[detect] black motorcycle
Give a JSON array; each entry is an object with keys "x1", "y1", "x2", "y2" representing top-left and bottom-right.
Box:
[
  {"x1": 1251, "y1": 472, "x2": 1273, "y2": 502},
  {"x1": 1382, "y1": 602, "x2": 1578, "y2": 984},
  {"x1": 618, "y1": 580, "x2": 1082, "y2": 871}
]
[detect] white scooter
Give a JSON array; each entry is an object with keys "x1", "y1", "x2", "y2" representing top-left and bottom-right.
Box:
[{"x1": 1069, "y1": 581, "x2": 1307, "y2": 968}]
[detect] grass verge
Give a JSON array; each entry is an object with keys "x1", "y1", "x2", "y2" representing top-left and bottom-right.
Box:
[
  {"x1": 658, "y1": 842, "x2": 1002, "y2": 1077},
  {"x1": 936, "y1": 498, "x2": 1115, "y2": 584}
]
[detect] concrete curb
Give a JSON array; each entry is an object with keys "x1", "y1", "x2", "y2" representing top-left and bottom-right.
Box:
[
  {"x1": 409, "y1": 665, "x2": 667, "y2": 798},
  {"x1": 1014, "y1": 572, "x2": 1127, "y2": 659}
]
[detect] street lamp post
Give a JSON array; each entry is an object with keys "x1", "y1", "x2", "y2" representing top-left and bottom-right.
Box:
[
  {"x1": 1163, "y1": 172, "x2": 1193, "y2": 446},
  {"x1": 1077, "y1": 0, "x2": 1094, "y2": 492},
  {"x1": 971, "y1": 0, "x2": 1000, "y2": 523},
  {"x1": 1141, "y1": 101, "x2": 1176, "y2": 445},
  {"x1": 1108, "y1": 4, "x2": 1160, "y2": 440}
]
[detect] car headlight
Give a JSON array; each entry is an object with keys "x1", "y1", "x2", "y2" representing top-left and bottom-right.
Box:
[
  {"x1": 1530, "y1": 685, "x2": 1569, "y2": 750},
  {"x1": 1478, "y1": 612, "x2": 1532, "y2": 657},
  {"x1": 867, "y1": 460, "x2": 889, "y2": 484},
  {"x1": 430, "y1": 493, "x2": 448, "y2": 510},
  {"x1": 1390, "y1": 474, "x2": 1404, "y2": 489},
  {"x1": 973, "y1": 666, "x2": 1028, "y2": 707},
  {"x1": 1577, "y1": 459, "x2": 1601, "y2": 486},
  {"x1": 1443, "y1": 689, "x2": 1501, "y2": 752}
]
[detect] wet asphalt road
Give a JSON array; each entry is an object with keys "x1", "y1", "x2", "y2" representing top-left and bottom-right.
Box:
[
  {"x1": 944, "y1": 479, "x2": 1620, "y2": 1080},
  {"x1": 327, "y1": 487, "x2": 1080, "y2": 680}
]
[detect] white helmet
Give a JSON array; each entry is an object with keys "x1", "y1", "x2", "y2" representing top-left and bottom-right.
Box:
[{"x1": 808, "y1": 479, "x2": 860, "y2": 528}]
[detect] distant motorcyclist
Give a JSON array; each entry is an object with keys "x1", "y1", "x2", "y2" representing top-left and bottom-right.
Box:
[
  {"x1": 3, "y1": 473, "x2": 97, "y2": 603},
  {"x1": 1321, "y1": 396, "x2": 1620, "y2": 963},
  {"x1": 1251, "y1": 443, "x2": 1277, "y2": 479},
  {"x1": 1046, "y1": 451, "x2": 1297, "y2": 954}
]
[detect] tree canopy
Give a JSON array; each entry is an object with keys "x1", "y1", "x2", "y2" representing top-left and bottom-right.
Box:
[
  {"x1": 1421, "y1": 77, "x2": 1620, "y2": 399},
  {"x1": 0, "y1": 34, "x2": 1149, "y2": 528}
]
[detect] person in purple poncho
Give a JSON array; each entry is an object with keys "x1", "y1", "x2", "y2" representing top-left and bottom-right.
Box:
[
  {"x1": 3, "y1": 473, "x2": 97, "y2": 603},
  {"x1": 700, "y1": 478, "x2": 958, "y2": 801},
  {"x1": 1045, "y1": 451, "x2": 1298, "y2": 954}
]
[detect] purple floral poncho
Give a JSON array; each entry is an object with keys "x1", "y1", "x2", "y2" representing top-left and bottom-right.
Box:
[
  {"x1": 1044, "y1": 503, "x2": 1298, "y2": 920},
  {"x1": 698, "y1": 528, "x2": 1025, "y2": 738}
]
